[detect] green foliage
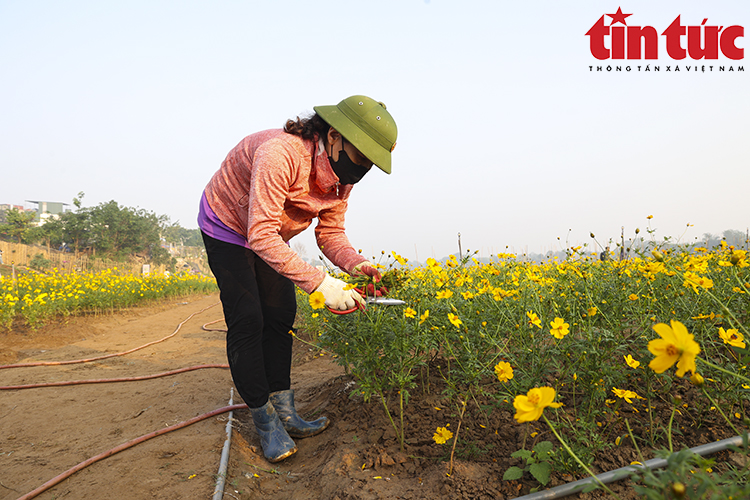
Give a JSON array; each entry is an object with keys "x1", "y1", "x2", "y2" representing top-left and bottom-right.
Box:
[
  {"x1": 630, "y1": 437, "x2": 750, "y2": 500},
  {"x1": 503, "y1": 441, "x2": 555, "y2": 486},
  {"x1": 0, "y1": 208, "x2": 36, "y2": 243},
  {"x1": 38, "y1": 194, "x2": 184, "y2": 266},
  {"x1": 295, "y1": 242, "x2": 750, "y2": 496},
  {"x1": 29, "y1": 253, "x2": 51, "y2": 270}
]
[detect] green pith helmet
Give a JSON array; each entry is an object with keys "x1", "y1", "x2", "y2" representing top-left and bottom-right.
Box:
[{"x1": 314, "y1": 95, "x2": 398, "y2": 174}]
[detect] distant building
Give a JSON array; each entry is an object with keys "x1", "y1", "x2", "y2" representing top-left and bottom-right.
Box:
[{"x1": 25, "y1": 200, "x2": 72, "y2": 224}]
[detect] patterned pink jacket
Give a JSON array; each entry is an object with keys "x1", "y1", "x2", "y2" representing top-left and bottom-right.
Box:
[{"x1": 203, "y1": 129, "x2": 367, "y2": 293}]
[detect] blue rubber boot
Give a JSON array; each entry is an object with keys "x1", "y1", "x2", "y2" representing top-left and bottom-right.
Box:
[
  {"x1": 269, "y1": 389, "x2": 330, "y2": 438},
  {"x1": 249, "y1": 401, "x2": 298, "y2": 463}
]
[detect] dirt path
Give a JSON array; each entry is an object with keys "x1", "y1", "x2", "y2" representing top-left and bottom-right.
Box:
[
  {"x1": 0, "y1": 293, "x2": 347, "y2": 499},
  {"x1": 3, "y1": 295, "x2": 733, "y2": 500}
]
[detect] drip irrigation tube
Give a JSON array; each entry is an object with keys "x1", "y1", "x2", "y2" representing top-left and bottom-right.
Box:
[
  {"x1": 0, "y1": 364, "x2": 229, "y2": 390},
  {"x1": 512, "y1": 435, "x2": 745, "y2": 500},
  {"x1": 202, "y1": 319, "x2": 227, "y2": 332},
  {"x1": 213, "y1": 389, "x2": 235, "y2": 500},
  {"x1": 16, "y1": 403, "x2": 248, "y2": 500},
  {"x1": 0, "y1": 302, "x2": 219, "y2": 370}
]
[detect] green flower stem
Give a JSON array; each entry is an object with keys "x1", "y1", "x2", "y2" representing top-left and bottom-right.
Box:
[
  {"x1": 448, "y1": 400, "x2": 467, "y2": 477},
  {"x1": 667, "y1": 403, "x2": 677, "y2": 453},
  {"x1": 543, "y1": 415, "x2": 623, "y2": 500},
  {"x1": 700, "y1": 387, "x2": 741, "y2": 437},
  {"x1": 289, "y1": 330, "x2": 335, "y2": 355},
  {"x1": 697, "y1": 357, "x2": 750, "y2": 385}
]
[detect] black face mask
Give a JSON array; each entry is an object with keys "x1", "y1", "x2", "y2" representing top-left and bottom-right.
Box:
[{"x1": 328, "y1": 139, "x2": 371, "y2": 185}]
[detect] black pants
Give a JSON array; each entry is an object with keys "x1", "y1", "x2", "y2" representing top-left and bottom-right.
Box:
[{"x1": 202, "y1": 232, "x2": 296, "y2": 408}]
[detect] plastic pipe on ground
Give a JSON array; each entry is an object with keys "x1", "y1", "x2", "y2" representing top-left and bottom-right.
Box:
[
  {"x1": 17, "y1": 403, "x2": 248, "y2": 500},
  {"x1": 0, "y1": 364, "x2": 229, "y2": 390},
  {"x1": 513, "y1": 435, "x2": 744, "y2": 500},
  {"x1": 0, "y1": 302, "x2": 218, "y2": 370},
  {"x1": 213, "y1": 389, "x2": 235, "y2": 500}
]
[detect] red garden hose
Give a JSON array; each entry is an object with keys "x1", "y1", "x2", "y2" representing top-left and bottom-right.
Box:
[
  {"x1": 0, "y1": 302, "x2": 219, "y2": 370},
  {"x1": 15, "y1": 403, "x2": 248, "y2": 500}
]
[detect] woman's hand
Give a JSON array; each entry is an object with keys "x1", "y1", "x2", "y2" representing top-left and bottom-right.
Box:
[
  {"x1": 352, "y1": 261, "x2": 381, "y2": 281},
  {"x1": 315, "y1": 275, "x2": 366, "y2": 311}
]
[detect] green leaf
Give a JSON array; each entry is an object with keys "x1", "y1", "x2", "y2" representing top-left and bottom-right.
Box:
[
  {"x1": 529, "y1": 462, "x2": 551, "y2": 486},
  {"x1": 503, "y1": 467, "x2": 524, "y2": 481},
  {"x1": 511, "y1": 449, "x2": 533, "y2": 460},
  {"x1": 533, "y1": 440, "x2": 554, "y2": 456},
  {"x1": 581, "y1": 483, "x2": 599, "y2": 493}
]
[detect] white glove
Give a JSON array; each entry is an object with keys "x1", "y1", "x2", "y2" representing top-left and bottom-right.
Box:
[{"x1": 314, "y1": 275, "x2": 366, "y2": 311}]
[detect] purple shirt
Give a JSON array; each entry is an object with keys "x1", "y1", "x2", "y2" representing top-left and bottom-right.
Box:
[{"x1": 198, "y1": 191, "x2": 249, "y2": 248}]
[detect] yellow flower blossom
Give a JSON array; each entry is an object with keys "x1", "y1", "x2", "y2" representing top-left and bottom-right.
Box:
[
  {"x1": 447, "y1": 313, "x2": 462, "y2": 328},
  {"x1": 612, "y1": 387, "x2": 643, "y2": 404},
  {"x1": 526, "y1": 311, "x2": 542, "y2": 329},
  {"x1": 494, "y1": 361, "x2": 514, "y2": 383},
  {"x1": 719, "y1": 327, "x2": 746, "y2": 349},
  {"x1": 419, "y1": 310, "x2": 429, "y2": 325},
  {"x1": 309, "y1": 291, "x2": 326, "y2": 310},
  {"x1": 436, "y1": 289, "x2": 454, "y2": 300},
  {"x1": 623, "y1": 354, "x2": 640, "y2": 369},
  {"x1": 648, "y1": 321, "x2": 700, "y2": 377},
  {"x1": 683, "y1": 271, "x2": 713, "y2": 293},
  {"x1": 404, "y1": 307, "x2": 417, "y2": 319},
  {"x1": 433, "y1": 426, "x2": 453, "y2": 444},
  {"x1": 550, "y1": 317, "x2": 569, "y2": 339},
  {"x1": 513, "y1": 387, "x2": 562, "y2": 423}
]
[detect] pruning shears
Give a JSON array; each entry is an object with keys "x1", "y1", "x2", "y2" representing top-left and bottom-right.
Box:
[{"x1": 327, "y1": 287, "x2": 405, "y2": 315}]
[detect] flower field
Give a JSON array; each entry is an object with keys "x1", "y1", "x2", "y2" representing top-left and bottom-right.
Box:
[
  {"x1": 299, "y1": 243, "x2": 750, "y2": 497},
  {"x1": 0, "y1": 268, "x2": 217, "y2": 330}
]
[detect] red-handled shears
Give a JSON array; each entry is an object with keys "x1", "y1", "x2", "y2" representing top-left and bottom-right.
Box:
[{"x1": 327, "y1": 287, "x2": 405, "y2": 315}]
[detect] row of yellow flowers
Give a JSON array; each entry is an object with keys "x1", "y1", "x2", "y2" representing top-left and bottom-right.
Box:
[
  {"x1": 1, "y1": 268, "x2": 217, "y2": 329},
  {"x1": 300, "y1": 239, "x2": 749, "y2": 493}
]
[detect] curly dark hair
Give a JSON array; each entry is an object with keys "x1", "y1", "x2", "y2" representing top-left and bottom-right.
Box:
[{"x1": 283, "y1": 113, "x2": 331, "y2": 141}]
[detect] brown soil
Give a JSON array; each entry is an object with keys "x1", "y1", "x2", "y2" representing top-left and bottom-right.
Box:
[{"x1": 0, "y1": 294, "x2": 739, "y2": 499}]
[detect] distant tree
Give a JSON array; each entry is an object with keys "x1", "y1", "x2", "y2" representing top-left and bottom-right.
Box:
[
  {"x1": 0, "y1": 208, "x2": 36, "y2": 243},
  {"x1": 723, "y1": 229, "x2": 747, "y2": 247},
  {"x1": 87, "y1": 200, "x2": 172, "y2": 264},
  {"x1": 161, "y1": 223, "x2": 204, "y2": 247}
]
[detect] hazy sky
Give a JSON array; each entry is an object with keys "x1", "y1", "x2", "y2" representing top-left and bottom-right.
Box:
[{"x1": 1, "y1": 1, "x2": 748, "y2": 262}]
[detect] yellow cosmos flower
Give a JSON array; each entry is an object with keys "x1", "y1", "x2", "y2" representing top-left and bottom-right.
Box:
[
  {"x1": 433, "y1": 426, "x2": 453, "y2": 444},
  {"x1": 494, "y1": 361, "x2": 514, "y2": 383},
  {"x1": 404, "y1": 307, "x2": 417, "y2": 319},
  {"x1": 309, "y1": 291, "x2": 326, "y2": 310},
  {"x1": 436, "y1": 289, "x2": 454, "y2": 300},
  {"x1": 683, "y1": 271, "x2": 714, "y2": 294},
  {"x1": 648, "y1": 321, "x2": 701, "y2": 377},
  {"x1": 628, "y1": 294, "x2": 639, "y2": 301},
  {"x1": 447, "y1": 313, "x2": 462, "y2": 328},
  {"x1": 513, "y1": 387, "x2": 562, "y2": 423},
  {"x1": 419, "y1": 310, "x2": 430, "y2": 325},
  {"x1": 719, "y1": 327, "x2": 746, "y2": 349},
  {"x1": 587, "y1": 306, "x2": 597, "y2": 317},
  {"x1": 623, "y1": 354, "x2": 640, "y2": 369},
  {"x1": 612, "y1": 387, "x2": 643, "y2": 404},
  {"x1": 391, "y1": 251, "x2": 407, "y2": 266},
  {"x1": 526, "y1": 311, "x2": 542, "y2": 329},
  {"x1": 549, "y1": 317, "x2": 569, "y2": 339}
]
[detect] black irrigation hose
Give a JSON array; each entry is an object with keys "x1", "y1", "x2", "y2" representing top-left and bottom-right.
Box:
[{"x1": 512, "y1": 435, "x2": 745, "y2": 500}]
